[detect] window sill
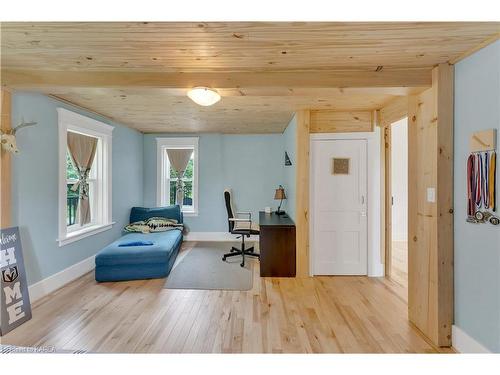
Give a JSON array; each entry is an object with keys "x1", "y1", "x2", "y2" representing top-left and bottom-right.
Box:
[
  {"x1": 58, "y1": 222, "x2": 115, "y2": 247},
  {"x1": 182, "y1": 211, "x2": 198, "y2": 217}
]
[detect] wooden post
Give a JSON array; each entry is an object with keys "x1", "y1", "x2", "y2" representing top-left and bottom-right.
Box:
[
  {"x1": 435, "y1": 63, "x2": 454, "y2": 346},
  {"x1": 0, "y1": 89, "x2": 12, "y2": 229},
  {"x1": 407, "y1": 64, "x2": 454, "y2": 347},
  {"x1": 295, "y1": 110, "x2": 310, "y2": 277}
]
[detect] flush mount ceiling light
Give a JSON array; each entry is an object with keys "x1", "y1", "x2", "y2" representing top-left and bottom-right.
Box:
[{"x1": 187, "y1": 87, "x2": 221, "y2": 106}]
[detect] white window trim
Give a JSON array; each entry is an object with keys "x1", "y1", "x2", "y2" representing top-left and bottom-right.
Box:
[
  {"x1": 156, "y1": 137, "x2": 199, "y2": 216},
  {"x1": 57, "y1": 108, "x2": 115, "y2": 246}
]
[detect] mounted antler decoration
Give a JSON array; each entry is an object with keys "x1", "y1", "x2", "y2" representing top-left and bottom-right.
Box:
[{"x1": 0, "y1": 119, "x2": 37, "y2": 154}]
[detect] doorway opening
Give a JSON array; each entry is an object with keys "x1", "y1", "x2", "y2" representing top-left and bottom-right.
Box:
[{"x1": 387, "y1": 118, "x2": 408, "y2": 289}]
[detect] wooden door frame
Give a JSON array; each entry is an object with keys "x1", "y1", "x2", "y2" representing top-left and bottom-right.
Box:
[
  {"x1": 383, "y1": 118, "x2": 409, "y2": 279},
  {"x1": 379, "y1": 96, "x2": 409, "y2": 278},
  {"x1": 384, "y1": 125, "x2": 393, "y2": 277}
]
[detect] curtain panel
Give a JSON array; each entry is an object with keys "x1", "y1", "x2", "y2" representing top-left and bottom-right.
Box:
[
  {"x1": 67, "y1": 132, "x2": 98, "y2": 225},
  {"x1": 166, "y1": 148, "x2": 193, "y2": 207}
]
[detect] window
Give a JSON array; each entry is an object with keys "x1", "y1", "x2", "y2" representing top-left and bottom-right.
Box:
[
  {"x1": 157, "y1": 137, "x2": 199, "y2": 215},
  {"x1": 168, "y1": 154, "x2": 194, "y2": 209},
  {"x1": 58, "y1": 108, "x2": 114, "y2": 246}
]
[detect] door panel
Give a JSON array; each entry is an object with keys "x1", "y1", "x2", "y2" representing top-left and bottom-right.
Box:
[{"x1": 312, "y1": 139, "x2": 368, "y2": 275}]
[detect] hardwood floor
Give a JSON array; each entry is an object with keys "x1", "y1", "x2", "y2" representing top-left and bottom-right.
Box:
[
  {"x1": 390, "y1": 241, "x2": 408, "y2": 290},
  {"x1": 1, "y1": 242, "x2": 451, "y2": 353}
]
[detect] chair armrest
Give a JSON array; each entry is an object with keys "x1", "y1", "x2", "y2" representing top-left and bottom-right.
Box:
[
  {"x1": 229, "y1": 218, "x2": 251, "y2": 222},
  {"x1": 235, "y1": 212, "x2": 252, "y2": 221}
]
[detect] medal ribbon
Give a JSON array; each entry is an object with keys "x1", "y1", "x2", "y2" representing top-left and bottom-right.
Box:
[
  {"x1": 483, "y1": 152, "x2": 489, "y2": 208},
  {"x1": 467, "y1": 154, "x2": 476, "y2": 216},
  {"x1": 468, "y1": 150, "x2": 497, "y2": 218},
  {"x1": 475, "y1": 153, "x2": 482, "y2": 207},
  {"x1": 490, "y1": 151, "x2": 496, "y2": 211}
]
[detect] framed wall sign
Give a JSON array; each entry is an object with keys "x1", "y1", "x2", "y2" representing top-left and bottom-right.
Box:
[
  {"x1": 0, "y1": 227, "x2": 32, "y2": 336},
  {"x1": 332, "y1": 158, "x2": 350, "y2": 175}
]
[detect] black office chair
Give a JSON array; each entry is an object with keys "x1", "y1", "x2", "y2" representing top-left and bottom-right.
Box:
[{"x1": 222, "y1": 189, "x2": 260, "y2": 267}]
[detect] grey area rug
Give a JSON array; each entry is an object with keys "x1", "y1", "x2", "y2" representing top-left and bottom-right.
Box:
[{"x1": 165, "y1": 242, "x2": 256, "y2": 291}]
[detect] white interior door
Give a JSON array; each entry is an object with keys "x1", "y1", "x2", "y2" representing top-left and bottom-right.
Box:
[{"x1": 312, "y1": 139, "x2": 368, "y2": 275}]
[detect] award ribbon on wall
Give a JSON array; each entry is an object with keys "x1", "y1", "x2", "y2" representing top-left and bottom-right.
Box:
[
  {"x1": 489, "y1": 151, "x2": 496, "y2": 211},
  {"x1": 467, "y1": 150, "x2": 497, "y2": 225}
]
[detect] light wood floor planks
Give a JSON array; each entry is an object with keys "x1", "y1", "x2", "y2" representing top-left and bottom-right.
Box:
[
  {"x1": 1, "y1": 242, "x2": 451, "y2": 353},
  {"x1": 390, "y1": 241, "x2": 409, "y2": 290}
]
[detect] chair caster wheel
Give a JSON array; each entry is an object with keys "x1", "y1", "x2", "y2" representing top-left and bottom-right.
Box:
[
  {"x1": 222, "y1": 256, "x2": 226, "y2": 261},
  {"x1": 240, "y1": 263, "x2": 244, "y2": 267}
]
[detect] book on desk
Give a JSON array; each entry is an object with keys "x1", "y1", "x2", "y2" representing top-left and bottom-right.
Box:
[{"x1": 258, "y1": 211, "x2": 296, "y2": 277}]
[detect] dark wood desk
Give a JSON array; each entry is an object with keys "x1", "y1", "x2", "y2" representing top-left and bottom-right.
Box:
[{"x1": 259, "y1": 211, "x2": 296, "y2": 277}]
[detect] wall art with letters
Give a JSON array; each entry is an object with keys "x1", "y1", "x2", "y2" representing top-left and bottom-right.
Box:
[{"x1": 0, "y1": 227, "x2": 32, "y2": 336}]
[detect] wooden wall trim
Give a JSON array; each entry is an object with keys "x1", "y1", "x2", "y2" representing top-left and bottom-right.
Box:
[
  {"x1": 449, "y1": 33, "x2": 500, "y2": 65},
  {"x1": 407, "y1": 93, "x2": 419, "y2": 331},
  {"x1": 0, "y1": 89, "x2": 12, "y2": 228},
  {"x1": 310, "y1": 110, "x2": 373, "y2": 133},
  {"x1": 49, "y1": 94, "x2": 118, "y2": 125},
  {"x1": 295, "y1": 110, "x2": 310, "y2": 277}
]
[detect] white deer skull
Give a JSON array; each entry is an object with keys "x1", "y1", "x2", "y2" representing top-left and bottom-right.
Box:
[
  {"x1": 0, "y1": 133, "x2": 19, "y2": 154},
  {"x1": 0, "y1": 120, "x2": 37, "y2": 154}
]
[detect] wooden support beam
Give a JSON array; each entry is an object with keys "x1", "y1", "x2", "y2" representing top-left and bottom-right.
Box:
[
  {"x1": 378, "y1": 96, "x2": 409, "y2": 128},
  {"x1": 0, "y1": 89, "x2": 12, "y2": 228},
  {"x1": 310, "y1": 111, "x2": 373, "y2": 133},
  {"x1": 2, "y1": 68, "x2": 432, "y2": 90},
  {"x1": 407, "y1": 64, "x2": 454, "y2": 347},
  {"x1": 13, "y1": 86, "x2": 430, "y2": 98},
  {"x1": 295, "y1": 110, "x2": 310, "y2": 277}
]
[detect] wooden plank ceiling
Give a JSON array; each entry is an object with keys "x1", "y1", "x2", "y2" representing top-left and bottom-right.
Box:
[
  {"x1": 1, "y1": 22, "x2": 499, "y2": 133},
  {"x1": 50, "y1": 88, "x2": 400, "y2": 133}
]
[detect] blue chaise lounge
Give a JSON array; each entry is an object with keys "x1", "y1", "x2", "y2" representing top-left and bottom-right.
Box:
[{"x1": 95, "y1": 206, "x2": 183, "y2": 282}]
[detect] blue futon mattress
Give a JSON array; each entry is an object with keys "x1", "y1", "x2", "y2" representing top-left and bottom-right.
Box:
[{"x1": 95, "y1": 230, "x2": 182, "y2": 282}]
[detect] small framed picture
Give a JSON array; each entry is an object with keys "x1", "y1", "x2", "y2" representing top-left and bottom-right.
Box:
[{"x1": 332, "y1": 158, "x2": 350, "y2": 175}]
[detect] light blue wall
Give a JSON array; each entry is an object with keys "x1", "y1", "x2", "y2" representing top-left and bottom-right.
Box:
[
  {"x1": 143, "y1": 133, "x2": 286, "y2": 231},
  {"x1": 282, "y1": 115, "x2": 296, "y2": 221},
  {"x1": 454, "y1": 40, "x2": 500, "y2": 352},
  {"x1": 11, "y1": 93, "x2": 144, "y2": 286}
]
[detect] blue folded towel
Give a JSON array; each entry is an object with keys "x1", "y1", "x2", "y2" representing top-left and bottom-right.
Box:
[{"x1": 118, "y1": 241, "x2": 154, "y2": 247}]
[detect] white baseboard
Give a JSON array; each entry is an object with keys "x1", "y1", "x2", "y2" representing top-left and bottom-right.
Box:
[
  {"x1": 28, "y1": 255, "x2": 96, "y2": 303},
  {"x1": 185, "y1": 232, "x2": 259, "y2": 242},
  {"x1": 368, "y1": 262, "x2": 384, "y2": 277},
  {"x1": 452, "y1": 325, "x2": 491, "y2": 353}
]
